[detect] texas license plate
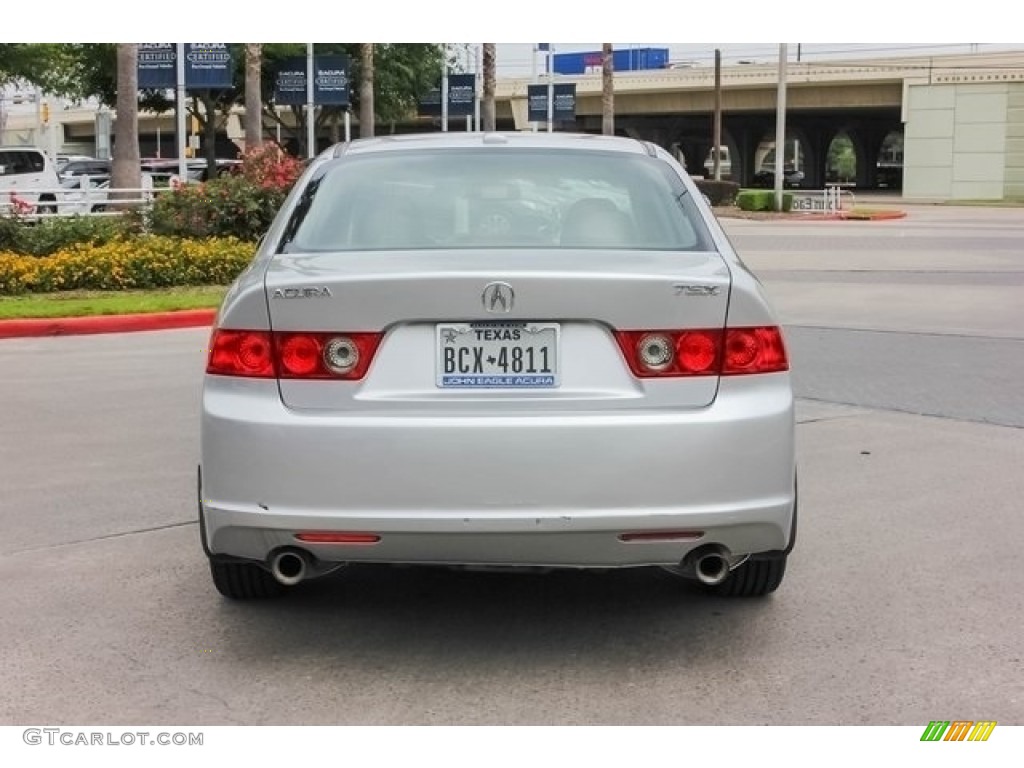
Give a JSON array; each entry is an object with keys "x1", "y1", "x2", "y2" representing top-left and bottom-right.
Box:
[{"x1": 436, "y1": 322, "x2": 560, "y2": 388}]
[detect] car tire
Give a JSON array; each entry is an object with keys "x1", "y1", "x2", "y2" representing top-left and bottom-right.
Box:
[
  {"x1": 209, "y1": 561, "x2": 286, "y2": 600},
  {"x1": 704, "y1": 554, "x2": 786, "y2": 597}
]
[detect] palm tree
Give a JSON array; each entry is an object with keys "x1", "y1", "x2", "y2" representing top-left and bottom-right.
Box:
[
  {"x1": 111, "y1": 43, "x2": 140, "y2": 202},
  {"x1": 601, "y1": 43, "x2": 614, "y2": 136},
  {"x1": 482, "y1": 43, "x2": 496, "y2": 132},
  {"x1": 244, "y1": 44, "x2": 263, "y2": 149},
  {"x1": 359, "y1": 44, "x2": 374, "y2": 138}
]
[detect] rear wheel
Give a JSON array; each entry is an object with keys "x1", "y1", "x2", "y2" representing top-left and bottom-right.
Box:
[
  {"x1": 703, "y1": 554, "x2": 787, "y2": 597},
  {"x1": 209, "y1": 561, "x2": 286, "y2": 599},
  {"x1": 37, "y1": 194, "x2": 58, "y2": 214}
]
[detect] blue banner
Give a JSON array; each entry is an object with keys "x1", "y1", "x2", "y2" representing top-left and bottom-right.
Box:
[
  {"x1": 137, "y1": 44, "x2": 233, "y2": 90},
  {"x1": 553, "y1": 82, "x2": 576, "y2": 121},
  {"x1": 527, "y1": 84, "x2": 548, "y2": 122},
  {"x1": 447, "y1": 73, "x2": 476, "y2": 118},
  {"x1": 138, "y1": 44, "x2": 177, "y2": 90},
  {"x1": 184, "y1": 44, "x2": 234, "y2": 89},
  {"x1": 276, "y1": 56, "x2": 351, "y2": 106},
  {"x1": 314, "y1": 55, "x2": 350, "y2": 106},
  {"x1": 418, "y1": 87, "x2": 442, "y2": 117},
  {"x1": 527, "y1": 83, "x2": 576, "y2": 122},
  {"x1": 275, "y1": 57, "x2": 307, "y2": 106}
]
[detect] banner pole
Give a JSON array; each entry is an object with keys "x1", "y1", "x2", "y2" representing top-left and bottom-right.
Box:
[{"x1": 176, "y1": 43, "x2": 187, "y2": 180}]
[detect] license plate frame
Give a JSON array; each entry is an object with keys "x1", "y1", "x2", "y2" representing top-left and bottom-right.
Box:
[{"x1": 435, "y1": 322, "x2": 560, "y2": 389}]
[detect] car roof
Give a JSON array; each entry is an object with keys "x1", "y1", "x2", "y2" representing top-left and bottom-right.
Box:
[{"x1": 331, "y1": 132, "x2": 654, "y2": 159}]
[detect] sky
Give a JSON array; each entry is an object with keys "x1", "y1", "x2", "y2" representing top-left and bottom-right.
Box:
[{"x1": 3, "y1": 0, "x2": 1018, "y2": 45}]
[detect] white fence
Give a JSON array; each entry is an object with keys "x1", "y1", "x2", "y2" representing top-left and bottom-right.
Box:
[{"x1": 2, "y1": 177, "x2": 180, "y2": 219}]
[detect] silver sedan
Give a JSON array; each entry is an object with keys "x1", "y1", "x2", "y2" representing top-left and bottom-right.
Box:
[{"x1": 199, "y1": 132, "x2": 797, "y2": 600}]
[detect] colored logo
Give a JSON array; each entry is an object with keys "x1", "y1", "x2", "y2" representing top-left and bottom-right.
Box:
[{"x1": 920, "y1": 721, "x2": 996, "y2": 742}]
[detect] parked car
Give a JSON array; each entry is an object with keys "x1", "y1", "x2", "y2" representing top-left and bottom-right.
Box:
[
  {"x1": 0, "y1": 146, "x2": 61, "y2": 214},
  {"x1": 199, "y1": 133, "x2": 797, "y2": 601},
  {"x1": 59, "y1": 159, "x2": 111, "y2": 181},
  {"x1": 56, "y1": 154, "x2": 95, "y2": 173},
  {"x1": 753, "y1": 165, "x2": 805, "y2": 188}
]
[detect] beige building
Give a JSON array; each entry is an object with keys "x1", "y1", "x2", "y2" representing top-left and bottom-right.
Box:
[{"x1": 903, "y1": 82, "x2": 1024, "y2": 200}]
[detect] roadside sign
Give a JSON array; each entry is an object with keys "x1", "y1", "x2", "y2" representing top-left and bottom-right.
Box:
[
  {"x1": 314, "y1": 55, "x2": 351, "y2": 106},
  {"x1": 447, "y1": 74, "x2": 476, "y2": 118},
  {"x1": 184, "y1": 44, "x2": 234, "y2": 90},
  {"x1": 138, "y1": 44, "x2": 234, "y2": 90},
  {"x1": 138, "y1": 44, "x2": 177, "y2": 89}
]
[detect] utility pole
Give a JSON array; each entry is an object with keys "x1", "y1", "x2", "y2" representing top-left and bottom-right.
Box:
[
  {"x1": 774, "y1": 43, "x2": 788, "y2": 212},
  {"x1": 306, "y1": 43, "x2": 315, "y2": 158},
  {"x1": 713, "y1": 49, "x2": 722, "y2": 181}
]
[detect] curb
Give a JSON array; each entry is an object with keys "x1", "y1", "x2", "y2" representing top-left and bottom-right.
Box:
[{"x1": 0, "y1": 309, "x2": 216, "y2": 339}]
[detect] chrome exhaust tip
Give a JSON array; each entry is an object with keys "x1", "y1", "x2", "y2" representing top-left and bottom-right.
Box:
[
  {"x1": 270, "y1": 549, "x2": 308, "y2": 586},
  {"x1": 694, "y1": 552, "x2": 731, "y2": 586},
  {"x1": 680, "y1": 545, "x2": 733, "y2": 586}
]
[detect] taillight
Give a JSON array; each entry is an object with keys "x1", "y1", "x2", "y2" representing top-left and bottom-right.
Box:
[
  {"x1": 614, "y1": 327, "x2": 787, "y2": 377},
  {"x1": 206, "y1": 330, "x2": 382, "y2": 379},
  {"x1": 206, "y1": 330, "x2": 275, "y2": 378},
  {"x1": 723, "y1": 326, "x2": 788, "y2": 375}
]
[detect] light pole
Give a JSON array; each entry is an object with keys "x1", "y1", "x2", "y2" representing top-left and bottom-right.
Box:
[{"x1": 775, "y1": 43, "x2": 788, "y2": 212}]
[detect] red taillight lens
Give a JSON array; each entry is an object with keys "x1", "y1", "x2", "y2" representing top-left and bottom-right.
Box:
[
  {"x1": 723, "y1": 327, "x2": 788, "y2": 375},
  {"x1": 614, "y1": 326, "x2": 787, "y2": 378},
  {"x1": 206, "y1": 330, "x2": 382, "y2": 379},
  {"x1": 279, "y1": 334, "x2": 322, "y2": 377},
  {"x1": 207, "y1": 330, "x2": 275, "y2": 378},
  {"x1": 676, "y1": 330, "x2": 720, "y2": 373}
]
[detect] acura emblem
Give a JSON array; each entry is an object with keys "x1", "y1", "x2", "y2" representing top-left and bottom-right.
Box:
[{"x1": 482, "y1": 282, "x2": 514, "y2": 313}]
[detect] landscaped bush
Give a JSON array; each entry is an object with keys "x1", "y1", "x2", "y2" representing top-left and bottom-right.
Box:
[
  {"x1": 148, "y1": 144, "x2": 304, "y2": 241},
  {"x1": 736, "y1": 189, "x2": 794, "y2": 212},
  {"x1": 0, "y1": 236, "x2": 255, "y2": 295},
  {"x1": 0, "y1": 214, "x2": 141, "y2": 257},
  {"x1": 694, "y1": 179, "x2": 740, "y2": 207}
]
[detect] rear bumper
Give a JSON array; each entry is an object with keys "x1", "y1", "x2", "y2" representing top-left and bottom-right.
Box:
[{"x1": 200, "y1": 376, "x2": 795, "y2": 568}]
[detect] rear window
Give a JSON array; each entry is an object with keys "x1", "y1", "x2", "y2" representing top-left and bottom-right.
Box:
[{"x1": 281, "y1": 148, "x2": 712, "y2": 252}]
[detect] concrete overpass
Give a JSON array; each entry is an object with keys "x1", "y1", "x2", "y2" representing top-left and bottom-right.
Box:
[{"x1": 495, "y1": 51, "x2": 1024, "y2": 196}]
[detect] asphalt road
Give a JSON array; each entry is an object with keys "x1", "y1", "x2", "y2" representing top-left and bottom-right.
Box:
[{"x1": 1, "y1": 205, "x2": 1022, "y2": 725}]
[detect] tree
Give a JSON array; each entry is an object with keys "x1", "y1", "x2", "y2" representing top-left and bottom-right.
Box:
[
  {"x1": 359, "y1": 44, "x2": 375, "y2": 138},
  {"x1": 601, "y1": 43, "x2": 614, "y2": 136},
  {"x1": 482, "y1": 44, "x2": 496, "y2": 132},
  {"x1": 244, "y1": 44, "x2": 263, "y2": 149},
  {"x1": 110, "y1": 44, "x2": 141, "y2": 198}
]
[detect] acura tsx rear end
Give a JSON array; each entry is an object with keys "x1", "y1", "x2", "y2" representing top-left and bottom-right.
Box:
[{"x1": 199, "y1": 132, "x2": 796, "y2": 600}]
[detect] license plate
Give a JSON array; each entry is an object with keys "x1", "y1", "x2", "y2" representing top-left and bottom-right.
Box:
[{"x1": 436, "y1": 322, "x2": 560, "y2": 388}]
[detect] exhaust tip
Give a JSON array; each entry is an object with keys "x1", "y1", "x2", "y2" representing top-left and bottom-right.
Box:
[
  {"x1": 679, "y1": 545, "x2": 733, "y2": 586},
  {"x1": 694, "y1": 553, "x2": 730, "y2": 585},
  {"x1": 270, "y1": 549, "x2": 308, "y2": 586}
]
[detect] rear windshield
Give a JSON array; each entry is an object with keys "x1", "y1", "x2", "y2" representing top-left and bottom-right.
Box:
[{"x1": 280, "y1": 148, "x2": 713, "y2": 252}]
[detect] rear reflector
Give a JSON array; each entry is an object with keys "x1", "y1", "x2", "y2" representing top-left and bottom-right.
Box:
[
  {"x1": 295, "y1": 532, "x2": 381, "y2": 544},
  {"x1": 614, "y1": 326, "x2": 787, "y2": 377},
  {"x1": 619, "y1": 531, "x2": 704, "y2": 542},
  {"x1": 206, "y1": 329, "x2": 382, "y2": 379}
]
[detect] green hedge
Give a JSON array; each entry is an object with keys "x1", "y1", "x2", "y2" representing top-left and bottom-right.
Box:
[
  {"x1": 694, "y1": 179, "x2": 741, "y2": 207},
  {"x1": 0, "y1": 236, "x2": 255, "y2": 295},
  {"x1": 736, "y1": 190, "x2": 794, "y2": 212},
  {"x1": 0, "y1": 215, "x2": 142, "y2": 257}
]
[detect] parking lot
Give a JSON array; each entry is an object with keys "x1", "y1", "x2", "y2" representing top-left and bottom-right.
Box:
[{"x1": 1, "y1": 205, "x2": 1022, "y2": 725}]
